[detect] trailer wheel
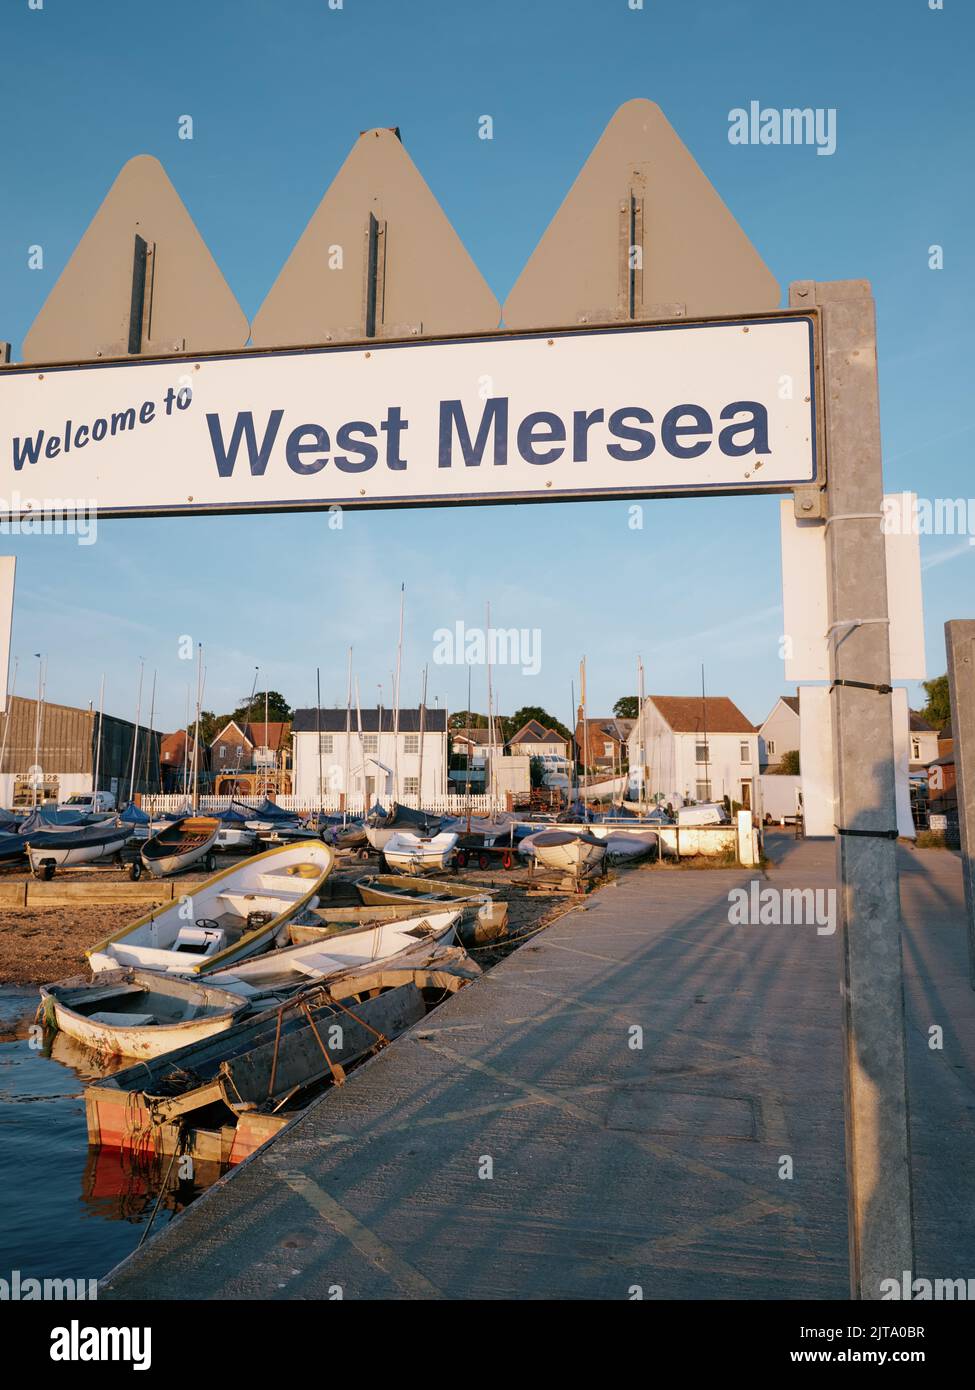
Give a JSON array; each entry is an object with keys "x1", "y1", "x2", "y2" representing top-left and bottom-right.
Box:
[
  {"x1": 357, "y1": 848, "x2": 370, "y2": 861},
  {"x1": 36, "y1": 861, "x2": 56, "y2": 881},
  {"x1": 129, "y1": 860, "x2": 143, "y2": 881},
  {"x1": 204, "y1": 851, "x2": 216, "y2": 873},
  {"x1": 477, "y1": 851, "x2": 491, "y2": 870},
  {"x1": 501, "y1": 849, "x2": 513, "y2": 870},
  {"x1": 455, "y1": 849, "x2": 468, "y2": 868}
]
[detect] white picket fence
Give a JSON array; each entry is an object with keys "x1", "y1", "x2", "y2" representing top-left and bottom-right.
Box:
[{"x1": 140, "y1": 792, "x2": 502, "y2": 817}]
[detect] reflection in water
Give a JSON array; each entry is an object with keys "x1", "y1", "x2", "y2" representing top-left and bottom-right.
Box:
[
  {"x1": 0, "y1": 987, "x2": 222, "y2": 1281},
  {"x1": 82, "y1": 1144, "x2": 225, "y2": 1225}
]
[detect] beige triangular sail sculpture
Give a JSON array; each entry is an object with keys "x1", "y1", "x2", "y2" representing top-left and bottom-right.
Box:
[
  {"x1": 22, "y1": 155, "x2": 248, "y2": 363},
  {"x1": 251, "y1": 127, "x2": 499, "y2": 346},
  {"x1": 503, "y1": 99, "x2": 780, "y2": 330}
]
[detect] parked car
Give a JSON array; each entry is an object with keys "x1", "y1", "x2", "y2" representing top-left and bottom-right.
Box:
[{"x1": 59, "y1": 791, "x2": 117, "y2": 814}]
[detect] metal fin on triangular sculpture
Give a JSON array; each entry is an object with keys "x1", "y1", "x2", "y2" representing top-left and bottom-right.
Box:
[
  {"x1": 22, "y1": 155, "x2": 248, "y2": 363},
  {"x1": 503, "y1": 99, "x2": 780, "y2": 330},
  {"x1": 251, "y1": 128, "x2": 499, "y2": 346}
]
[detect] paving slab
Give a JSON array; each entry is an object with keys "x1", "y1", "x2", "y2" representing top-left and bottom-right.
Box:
[{"x1": 101, "y1": 836, "x2": 975, "y2": 1300}]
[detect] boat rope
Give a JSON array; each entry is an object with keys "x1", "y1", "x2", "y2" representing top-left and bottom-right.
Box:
[{"x1": 137, "y1": 1130, "x2": 183, "y2": 1248}]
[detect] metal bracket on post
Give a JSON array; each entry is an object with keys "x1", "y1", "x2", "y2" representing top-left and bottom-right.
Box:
[
  {"x1": 577, "y1": 186, "x2": 686, "y2": 328},
  {"x1": 0, "y1": 343, "x2": 11, "y2": 366},
  {"x1": 363, "y1": 212, "x2": 386, "y2": 339},
  {"x1": 127, "y1": 233, "x2": 155, "y2": 354},
  {"x1": 793, "y1": 484, "x2": 827, "y2": 520}
]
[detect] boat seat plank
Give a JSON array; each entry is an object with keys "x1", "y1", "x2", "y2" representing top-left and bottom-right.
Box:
[
  {"x1": 65, "y1": 984, "x2": 149, "y2": 1008},
  {"x1": 88, "y1": 1011, "x2": 158, "y2": 1027}
]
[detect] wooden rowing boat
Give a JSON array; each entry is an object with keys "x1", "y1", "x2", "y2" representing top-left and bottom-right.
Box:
[
  {"x1": 84, "y1": 945, "x2": 478, "y2": 1162},
  {"x1": 87, "y1": 842, "x2": 335, "y2": 976},
  {"x1": 141, "y1": 815, "x2": 220, "y2": 878},
  {"x1": 356, "y1": 872, "x2": 499, "y2": 907},
  {"x1": 39, "y1": 967, "x2": 248, "y2": 1059},
  {"x1": 207, "y1": 908, "x2": 462, "y2": 996}
]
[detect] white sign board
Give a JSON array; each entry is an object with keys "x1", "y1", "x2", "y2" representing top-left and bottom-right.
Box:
[
  {"x1": 800, "y1": 685, "x2": 915, "y2": 839},
  {"x1": 780, "y1": 495, "x2": 926, "y2": 682},
  {"x1": 0, "y1": 557, "x2": 14, "y2": 714},
  {"x1": 0, "y1": 317, "x2": 817, "y2": 517}
]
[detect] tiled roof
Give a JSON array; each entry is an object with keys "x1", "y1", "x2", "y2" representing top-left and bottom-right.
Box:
[
  {"x1": 647, "y1": 695, "x2": 756, "y2": 734},
  {"x1": 292, "y1": 707, "x2": 448, "y2": 734}
]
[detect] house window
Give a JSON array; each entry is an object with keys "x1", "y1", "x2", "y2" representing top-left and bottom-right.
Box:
[
  {"x1": 766, "y1": 740, "x2": 775, "y2": 757},
  {"x1": 603, "y1": 742, "x2": 613, "y2": 757},
  {"x1": 219, "y1": 745, "x2": 226, "y2": 760},
  {"x1": 319, "y1": 734, "x2": 333, "y2": 754},
  {"x1": 740, "y1": 741, "x2": 750, "y2": 763},
  {"x1": 911, "y1": 738, "x2": 920, "y2": 760},
  {"x1": 404, "y1": 734, "x2": 419, "y2": 754},
  {"x1": 403, "y1": 777, "x2": 419, "y2": 796},
  {"x1": 695, "y1": 741, "x2": 709, "y2": 764},
  {"x1": 363, "y1": 734, "x2": 378, "y2": 754},
  {"x1": 695, "y1": 780, "x2": 711, "y2": 801}
]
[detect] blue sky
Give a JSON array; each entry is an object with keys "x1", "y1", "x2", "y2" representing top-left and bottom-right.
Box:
[{"x1": 0, "y1": 0, "x2": 971, "y2": 731}]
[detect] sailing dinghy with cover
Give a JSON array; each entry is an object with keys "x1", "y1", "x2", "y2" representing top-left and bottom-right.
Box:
[
  {"x1": 25, "y1": 819, "x2": 129, "y2": 877},
  {"x1": 141, "y1": 815, "x2": 220, "y2": 877}
]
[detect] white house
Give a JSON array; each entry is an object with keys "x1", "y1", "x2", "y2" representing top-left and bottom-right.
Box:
[
  {"x1": 908, "y1": 711, "x2": 939, "y2": 770},
  {"x1": 758, "y1": 695, "x2": 800, "y2": 771},
  {"x1": 292, "y1": 707, "x2": 448, "y2": 806},
  {"x1": 627, "y1": 695, "x2": 760, "y2": 809}
]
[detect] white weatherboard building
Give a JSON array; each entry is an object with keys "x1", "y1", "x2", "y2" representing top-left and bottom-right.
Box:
[
  {"x1": 291, "y1": 707, "x2": 448, "y2": 806},
  {"x1": 758, "y1": 695, "x2": 800, "y2": 771},
  {"x1": 627, "y1": 695, "x2": 759, "y2": 809}
]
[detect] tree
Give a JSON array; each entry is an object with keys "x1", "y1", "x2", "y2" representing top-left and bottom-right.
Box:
[
  {"x1": 613, "y1": 696, "x2": 639, "y2": 719},
  {"x1": 778, "y1": 749, "x2": 800, "y2": 775},
  {"x1": 919, "y1": 674, "x2": 950, "y2": 730},
  {"x1": 233, "y1": 689, "x2": 292, "y2": 726},
  {"x1": 448, "y1": 710, "x2": 487, "y2": 731},
  {"x1": 529, "y1": 756, "x2": 546, "y2": 789},
  {"x1": 508, "y1": 706, "x2": 573, "y2": 742}
]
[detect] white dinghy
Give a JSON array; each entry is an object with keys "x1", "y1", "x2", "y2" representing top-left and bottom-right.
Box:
[
  {"x1": 209, "y1": 908, "x2": 461, "y2": 997},
  {"x1": 520, "y1": 829, "x2": 607, "y2": 875},
  {"x1": 382, "y1": 831, "x2": 458, "y2": 872},
  {"x1": 39, "y1": 968, "x2": 249, "y2": 1059},
  {"x1": 87, "y1": 842, "x2": 335, "y2": 976}
]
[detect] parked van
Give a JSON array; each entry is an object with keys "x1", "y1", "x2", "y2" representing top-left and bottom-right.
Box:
[
  {"x1": 60, "y1": 791, "x2": 117, "y2": 814},
  {"x1": 676, "y1": 802, "x2": 730, "y2": 828}
]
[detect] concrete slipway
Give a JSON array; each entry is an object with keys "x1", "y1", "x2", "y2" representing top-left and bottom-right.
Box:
[{"x1": 101, "y1": 837, "x2": 975, "y2": 1300}]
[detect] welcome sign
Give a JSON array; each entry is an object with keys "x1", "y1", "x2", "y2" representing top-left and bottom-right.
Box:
[{"x1": 0, "y1": 316, "x2": 818, "y2": 518}]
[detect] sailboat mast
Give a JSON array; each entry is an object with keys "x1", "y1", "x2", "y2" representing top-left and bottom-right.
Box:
[
  {"x1": 92, "y1": 673, "x2": 105, "y2": 806},
  {"x1": 0, "y1": 655, "x2": 19, "y2": 802},
  {"x1": 417, "y1": 665, "x2": 427, "y2": 810},
  {"x1": 355, "y1": 677, "x2": 365, "y2": 811},
  {"x1": 701, "y1": 662, "x2": 710, "y2": 804},
  {"x1": 32, "y1": 653, "x2": 44, "y2": 807},
  {"x1": 485, "y1": 601, "x2": 495, "y2": 812},
  {"x1": 127, "y1": 658, "x2": 144, "y2": 806},
  {"x1": 343, "y1": 647, "x2": 352, "y2": 826},
  {"x1": 141, "y1": 670, "x2": 157, "y2": 793},
  {"x1": 316, "y1": 666, "x2": 324, "y2": 818},
  {"x1": 392, "y1": 584, "x2": 405, "y2": 806},
  {"x1": 638, "y1": 656, "x2": 646, "y2": 811},
  {"x1": 191, "y1": 644, "x2": 203, "y2": 814},
  {"x1": 182, "y1": 686, "x2": 190, "y2": 800}
]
